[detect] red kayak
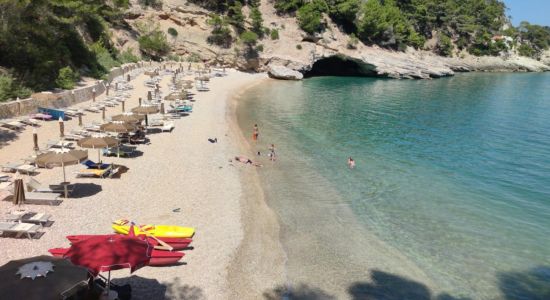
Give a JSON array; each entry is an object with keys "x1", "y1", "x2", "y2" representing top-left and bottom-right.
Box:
[
  {"x1": 48, "y1": 247, "x2": 185, "y2": 266},
  {"x1": 66, "y1": 234, "x2": 192, "y2": 251}
]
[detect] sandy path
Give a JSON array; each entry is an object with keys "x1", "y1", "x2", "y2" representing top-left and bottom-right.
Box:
[{"x1": 0, "y1": 67, "x2": 268, "y2": 299}]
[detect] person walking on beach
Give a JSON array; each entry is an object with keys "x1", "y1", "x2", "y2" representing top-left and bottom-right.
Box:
[
  {"x1": 348, "y1": 157, "x2": 355, "y2": 169},
  {"x1": 252, "y1": 124, "x2": 259, "y2": 141}
]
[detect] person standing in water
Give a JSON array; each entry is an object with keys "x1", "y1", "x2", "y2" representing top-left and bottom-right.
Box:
[
  {"x1": 348, "y1": 157, "x2": 355, "y2": 169},
  {"x1": 252, "y1": 124, "x2": 259, "y2": 141},
  {"x1": 269, "y1": 144, "x2": 276, "y2": 161}
]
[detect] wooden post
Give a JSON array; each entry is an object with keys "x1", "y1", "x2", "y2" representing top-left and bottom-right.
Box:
[
  {"x1": 102, "y1": 107, "x2": 105, "y2": 121},
  {"x1": 122, "y1": 100, "x2": 125, "y2": 112},
  {"x1": 147, "y1": 91, "x2": 152, "y2": 101},
  {"x1": 139, "y1": 97, "x2": 142, "y2": 106},
  {"x1": 78, "y1": 114, "x2": 83, "y2": 127}
]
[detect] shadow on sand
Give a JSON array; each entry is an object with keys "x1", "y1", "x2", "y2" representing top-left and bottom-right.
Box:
[
  {"x1": 112, "y1": 276, "x2": 204, "y2": 300},
  {"x1": 70, "y1": 183, "x2": 102, "y2": 198},
  {"x1": 0, "y1": 129, "x2": 19, "y2": 147},
  {"x1": 262, "y1": 266, "x2": 550, "y2": 300}
]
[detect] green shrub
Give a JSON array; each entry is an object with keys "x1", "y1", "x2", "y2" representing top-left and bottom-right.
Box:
[
  {"x1": 90, "y1": 42, "x2": 121, "y2": 71},
  {"x1": 518, "y1": 43, "x2": 535, "y2": 57},
  {"x1": 270, "y1": 28, "x2": 280, "y2": 40},
  {"x1": 296, "y1": 44, "x2": 302, "y2": 50},
  {"x1": 250, "y1": 8, "x2": 264, "y2": 37},
  {"x1": 118, "y1": 48, "x2": 140, "y2": 63},
  {"x1": 138, "y1": 30, "x2": 170, "y2": 59},
  {"x1": 347, "y1": 33, "x2": 359, "y2": 49},
  {"x1": 167, "y1": 27, "x2": 178, "y2": 38},
  {"x1": 187, "y1": 53, "x2": 201, "y2": 62},
  {"x1": 297, "y1": 0, "x2": 328, "y2": 34},
  {"x1": 241, "y1": 31, "x2": 259, "y2": 46},
  {"x1": 436, "y1": 33, "x2": 453, "y2": 57},
  {"x1": 55, "y1": 67, "x2": 78, "y2": 90},
  {"x1": 207, "y1": 14, "x2": 233, "y2": 48},
  {"x1": 256, "y1": 44, "x2": 264, "y2": 52},
  {"x1": 166, "y1": 53, "x2": 181, "y2": 61},
  {"x1": 0, "y1": 74, "x2": 32, "y2": 102}
]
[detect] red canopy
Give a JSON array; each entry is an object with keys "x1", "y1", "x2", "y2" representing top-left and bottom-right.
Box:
[{"x1": 61, "y1": 235, "x2": 152, "y2": 276}]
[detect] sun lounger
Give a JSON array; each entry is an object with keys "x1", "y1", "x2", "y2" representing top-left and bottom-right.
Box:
[
  {"x1": 0, "y1": 120, "x2": 25, "y2": 130},
  {"x1": 75, "y1": 167, "x2": 111, "y2": 178},
  {"x1": 102, "y1": 146, "x2": 135, "y2": 157},
  {"x1": 85, "y1": 106, "x2": 100, "y2": 113},
  {"x1": 26, "y1": 177, "x2": 75, "y2": 195},
  {"x1": 1, "y1": 163, "x2": 37, "y2": 174},
  {"x1": 46, "y1": 140, "x2": 74, "y2": 149},
  {"x1": 24, "y1": 192, "x2": 63, "y2": 205},
  {"x1": 0, "y1": 222, "x2": 42, "y2": 239},
  {"x1": 162, "y1": 121, "x2": 175, "y2": 132},
  {"x1": 82, "y1": 159, "x2": 111, "y2": 170},
  {"x1": 4, "y1": 212, "x2": 52, "y2": 226},
  {"x1": 19, "y1": 118, "x2": 40, "y2": 126}
]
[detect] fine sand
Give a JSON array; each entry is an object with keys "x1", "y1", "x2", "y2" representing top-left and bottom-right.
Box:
[{"x1": 0, "y1": 67, "x2": 283, "y2": 299}]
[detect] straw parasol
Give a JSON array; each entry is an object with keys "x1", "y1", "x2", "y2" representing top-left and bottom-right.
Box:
[
  {"x1": 77, "y1": 136, "x2": 119, "y2": 162},
  {"x1": 100, "y1": 122, "x2": 136, "y2": 134},
  {"x1": 35, "y1": 149, "x2": 88, "y2": 198},
  {"x1": 111, "y1": 114, "x2": 144, "y2": 123},
  {"x1": 131, "y1": 106, "x2": 160, "y2": 126},
  {"x1": 13, "y1": 178, "x2": 25, "y2": 206}
]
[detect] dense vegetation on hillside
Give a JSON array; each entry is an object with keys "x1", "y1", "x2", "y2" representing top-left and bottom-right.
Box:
[
  {"x1": 0, "y1": 0, "x2": 146, "y2": 101},
  {"x1": 1, "y1": 0, "x2": 549, "y2": 101}
]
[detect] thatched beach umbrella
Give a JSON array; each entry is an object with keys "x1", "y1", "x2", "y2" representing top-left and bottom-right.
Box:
[
  {"x1": 77, "y1": 136, "x2": 119, "y2": 162},
  {"x1": 13, "y1": 178, "x2": 25, "y2": 206},
  {"x1": 111, "y1": 114, "x2": 144, "y2": 123},
  {"x1": 131, "y1": 106, "x2": 159, "y2": 126},
  {"x1": 36, "y1": 149, "x2": 88, "y2": 198},
  {"x1": 100, "y1": 122, "x2": 136, "y2": 134}
]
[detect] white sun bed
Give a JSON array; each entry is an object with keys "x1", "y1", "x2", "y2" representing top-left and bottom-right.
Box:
[{"x1": 0, "y1": 222, "x2": 42, "y2": 239}]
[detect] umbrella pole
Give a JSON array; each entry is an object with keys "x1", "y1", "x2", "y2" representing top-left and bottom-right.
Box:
[
  {"x1": 62, "y1": 163, "x2": 68, "y2": 199},
  {"x1": 98, "y1": 149, "x2": 101, "y2": 163},
  {"x1": 106, "y1": 270, "x2": 112, "y2": 297}
]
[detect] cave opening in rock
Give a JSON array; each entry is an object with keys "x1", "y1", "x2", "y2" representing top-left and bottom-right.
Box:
[{"x1": 304, "y1": 55, "x2": 377, "y2": 78}]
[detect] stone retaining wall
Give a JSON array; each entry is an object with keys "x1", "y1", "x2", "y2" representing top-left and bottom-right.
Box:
[{"x1": 0, "y1": 62, "x2": 149, "y2": 119}]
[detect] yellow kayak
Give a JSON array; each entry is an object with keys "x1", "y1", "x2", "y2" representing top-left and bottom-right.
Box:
[{"x1": 112, "y1": 219, "x2": 195, "y2": 238}]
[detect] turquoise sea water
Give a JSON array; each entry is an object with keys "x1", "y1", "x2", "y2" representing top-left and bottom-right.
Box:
[{"x1": 237, "y1": 73, "x2": 550, "y2": 299}]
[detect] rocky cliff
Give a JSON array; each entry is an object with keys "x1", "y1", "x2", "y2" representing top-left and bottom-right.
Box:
[{"x1": 119, "y1": 0, "x2": 550, "y2": 79}]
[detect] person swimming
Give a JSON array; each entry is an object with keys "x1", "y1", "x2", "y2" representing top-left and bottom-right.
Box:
[{"x1": 348, "y1": 157, "x2": 356, "y2": 169}]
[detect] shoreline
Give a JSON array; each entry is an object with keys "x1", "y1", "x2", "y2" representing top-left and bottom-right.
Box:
[{"x1": 225, "y1": 76, "x2": 288, "y2": 299}]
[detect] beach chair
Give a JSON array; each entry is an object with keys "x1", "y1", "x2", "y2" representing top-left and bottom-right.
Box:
[
  {"x1": 19, "y1": 118, "x2": 40, "y2": 127},
  {"x1": 0, "y1": 222, "x2": 42, "y2": 239},
  {"x1": 75, "y1": 166, "x2": 111, "y2": 178},
  {"x1": 0, "y1": 120, "x2": 25, "y2": 130},
  {"x1": 162, "y1": 121, "x2": 175, "y2": 132},
  {"x1": 82, "y1": 159, "x2": 111, "y2": 170},
  {"x1": 4, "y1": 212, "x2": 52, "y2": 226},
  {"x1": 1, "y1": 162, "x2": 37, "y2": 174},
  {"x1": 24, "y1": 192, "x2": 63, "y2": 205},
  {"x1": 26, "y1": 177, "x2": 75, "y2": 195}
]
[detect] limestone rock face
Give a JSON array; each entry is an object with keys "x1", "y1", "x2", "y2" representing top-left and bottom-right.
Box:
[{"x1": 267, "y1": 65, "x2": 304, "y2": 80}]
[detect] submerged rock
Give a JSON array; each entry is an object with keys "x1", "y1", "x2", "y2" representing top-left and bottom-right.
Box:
[{"x1": 268, "y1": 65, "x2": 304, "y2": 80}]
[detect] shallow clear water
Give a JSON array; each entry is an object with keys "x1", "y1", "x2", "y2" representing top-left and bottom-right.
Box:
[{"x1": 237, "y1": 73, "x2": 550, "y2": 299}]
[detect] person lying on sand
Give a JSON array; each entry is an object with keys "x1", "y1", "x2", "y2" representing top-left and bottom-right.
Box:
[{"x1": 234, "y1": 156, "x2": 262, "y2": 167}]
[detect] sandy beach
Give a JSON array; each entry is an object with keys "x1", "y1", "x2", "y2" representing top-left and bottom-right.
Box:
[{"x1": 0, "y1": 67, "x2": 283, "y2": 299}]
